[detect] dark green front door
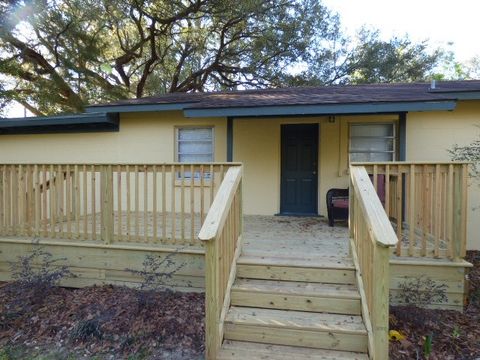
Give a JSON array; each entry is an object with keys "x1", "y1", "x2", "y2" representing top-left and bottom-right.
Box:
[{"x1": 280, "y1": 124, "x2": 318, "y2": 215}]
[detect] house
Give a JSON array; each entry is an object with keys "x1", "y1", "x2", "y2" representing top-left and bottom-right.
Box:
[{"x1": 0, "y1": 80, "x2": 478, "y2": 359}]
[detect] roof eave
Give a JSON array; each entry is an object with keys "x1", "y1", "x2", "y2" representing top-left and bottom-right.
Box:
[
  {"x1": 0, "y1": 112, "x2": 119, "y2": 135},
  {"x1": 183, "y1": 100, "x2": 457, "y2": 118}
]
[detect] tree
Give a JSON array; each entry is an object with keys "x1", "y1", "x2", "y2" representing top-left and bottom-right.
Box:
[
  {"x1": 0, "y1": 0, "x2": 346, "y2": 114},
  {"x1": 0, "y1": 1, "x2": 444, "y2": 115},
  {"x1": 347, "y1": 28, "x2": 441, "y2": 84}
]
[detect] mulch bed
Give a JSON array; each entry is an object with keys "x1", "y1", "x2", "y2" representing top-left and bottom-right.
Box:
[
  {"x1": 389, "y1": 250, "x2": 480, "y2": 360},
  {"x1": 0, "y1": 284, "x2": 204, "y2": 359}
]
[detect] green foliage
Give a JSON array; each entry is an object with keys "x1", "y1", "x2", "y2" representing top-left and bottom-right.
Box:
[
  {"x1": 0, "y1": 0, "x2": 444, "y2": 115},
  {"x1": 396, "y1": 275, "x2": 448, "y2": 308},
  {"x1": 424, "y1": 334, "x2": 433, "y2": 359},
  {"x1": 348, "y1": 28, "x2": 440, "y2": 84}
]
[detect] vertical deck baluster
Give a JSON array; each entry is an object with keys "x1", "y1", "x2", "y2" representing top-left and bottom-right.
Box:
[
  {"x1": 66, "y1": 165, "x2": 72, "y2": 239},
  {"x1": 74, "y1": 165, "x2": 80, "y2": 239},
  {"x1": 447, "y1": 164, "x2": 454, "y2": 258},
  {"x1": 144, "y1": 165, "x2": 148, "y2": 243},
  {"x1": 49, "y1": 164, "x2": 56, "y2": 238},
  {"x1": 395, "y1": 165, "x2": 403, "y2": 256},
  {"x1": 126, "y1": 165, "x2": 131, "y2": 242},
  {"x1": 58, "y1": 164, "x2": 64, "y2": 238},
  {"x1": 162, "y1": 165, "x2": 166, "y2": 242},
  {"x1": 153, "y1": 165, "x2": 158, "y2": 243},
  {"x1": 171, "y1": 164, "x2": 176, "y2": 243},
  {"x1": 181, "y1": 164, "x2": 185, "y2": 242},
  {"x1": 92, "y1": 165, "x2": 97, "y2": 240},
  {"x1": 190, "y1": 164, "x2": 195, "y2": 244},
  {"x1": 135, "y1": 165, "x2": 139, "y2": 242},
  {"x1": 116, "y1": 165, "x2": 121, "y2": 241},
  {"x1": 408, "y1": 164, "x2": 415, "y2": 256},
  {"x1": 200, "y1": 165, "x2": 205, "y2": 225},
  {"x1": 83, "y1": 165, "x2": 88, "y2": 239}
]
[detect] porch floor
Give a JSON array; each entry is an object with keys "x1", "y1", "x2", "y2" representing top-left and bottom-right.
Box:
[{"x1": 242, "y1": 215, "x2": 350, "y2": 259}]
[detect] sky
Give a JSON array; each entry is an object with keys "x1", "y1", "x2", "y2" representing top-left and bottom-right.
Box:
[
  {"x1": 323, "y1": 0, "x2": 480, "y2": 62},
  {"x1": 5, "y1": 0, "x2": 480, "y2": 118}
]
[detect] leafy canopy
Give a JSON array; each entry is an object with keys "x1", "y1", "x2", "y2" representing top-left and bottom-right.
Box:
[{"x1": 0, "y1": 0, "x2": 444, "y2": 115}]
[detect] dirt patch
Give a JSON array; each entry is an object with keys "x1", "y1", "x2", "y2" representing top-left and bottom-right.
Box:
[
  {"x1": 389, "y1": 250, "x2": 480, "y2": 360},
  {"x1": 0, "y1": 285, "x2": 204, "y2": 359}
]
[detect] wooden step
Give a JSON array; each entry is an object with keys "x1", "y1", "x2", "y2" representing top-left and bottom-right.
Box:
[
  {"x1": 231, "y1": 279, "x2": 361, "y2": 315},
  {"x1": 218, "y1": 340, "x2": 369, "y2": 359},
  {"x1": 224, "y1": 307, "x2": 368, "y2": 353},
  {"x1": 236, "y1": 256, "x2": 356, "y2": 284}
]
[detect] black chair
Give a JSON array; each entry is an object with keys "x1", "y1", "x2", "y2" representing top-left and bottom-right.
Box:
[{"x1": 326, "y1": 188, "x2": 349, "y2": 227}]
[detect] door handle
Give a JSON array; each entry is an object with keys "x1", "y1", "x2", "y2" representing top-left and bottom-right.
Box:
[{"x1": 313, "y1": 171, "x2": 317, "y2": 175}]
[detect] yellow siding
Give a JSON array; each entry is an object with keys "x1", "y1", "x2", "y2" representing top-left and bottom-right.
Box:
[
  {"x1": 0, "y1": 111, "x2": 227, "y2": 163},
  {"x1": 407, "y1": 101, "x2": 480, "y2": 250},
  {"x1": 233, "y1": 114, "x2": 398, "y2": 216},
  {"x1": 0, "y1": 101, "x2": 478, "y2": 250}
]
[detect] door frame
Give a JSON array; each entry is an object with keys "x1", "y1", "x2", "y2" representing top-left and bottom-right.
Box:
[{"x1": 279, "y1": 123, "x2": 319, "y2": 216}]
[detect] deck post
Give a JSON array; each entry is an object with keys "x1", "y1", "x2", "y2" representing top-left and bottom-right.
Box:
[
  {"x1": 101, "y1": 165, "x2": 114, "y2": 244},
  {"x1": 372, "y1": 244, "x2": 390, "y2": 358}
]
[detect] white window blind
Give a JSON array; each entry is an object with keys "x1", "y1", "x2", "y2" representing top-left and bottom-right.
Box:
[
  {"x1": 349, "y1": 123, "x2": 395, "y2": 162},
  {"x1": 177, "y1": 127, "x2": 214, "y2": 163}
]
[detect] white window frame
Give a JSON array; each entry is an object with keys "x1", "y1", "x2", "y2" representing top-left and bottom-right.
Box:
[
  {"x1": 348, "y1": 122, "x2": 397, "y2": 163},
  {"x1": 175, "y1": 126, "x2": 215, "y2": 179}
]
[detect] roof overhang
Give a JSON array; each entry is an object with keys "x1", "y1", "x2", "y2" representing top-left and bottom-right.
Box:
[
  {"x1": 0, "y1": 112, "x2": 119, "y2": 135},
  {"x1": 85, "y1": 102, "x2": 194, "y2": 113},
  {"x1": 183, "y1": 100, "x2": 457, "y2": 118}
]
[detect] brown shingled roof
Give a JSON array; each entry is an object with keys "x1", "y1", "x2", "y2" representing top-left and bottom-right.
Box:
[{"x1": 88, "y1": 80, "x2": 480, "y2": 110}]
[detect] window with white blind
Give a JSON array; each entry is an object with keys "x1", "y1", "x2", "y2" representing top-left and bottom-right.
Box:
[
  {"x1": 176, "y1": 127, "x2": 214, "y2": 178},
  {"x1": 349, "y1": 123, "x2": 396, "y2": 162}
]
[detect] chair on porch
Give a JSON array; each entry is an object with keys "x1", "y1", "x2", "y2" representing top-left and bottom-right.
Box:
[
  {"x1": 326, "y1": 188, "x2": 349, "y2": 227},
  {"x1": 326, "y1": 175, "x2": 386, "y2": 227}
]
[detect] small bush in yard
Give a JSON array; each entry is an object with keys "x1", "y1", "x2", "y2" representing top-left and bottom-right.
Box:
[
  {"x1": 4, "y1": 244, "x2": 74, "y2": 315},
  {"x1": 396, "y1": 275, "x2": 448, "y2": 308},
  {"x1": 126, "y1": 251, "x2": 188, "y2": 309},
  {"x1": 8, "y1": 244, "x2": 74, "y2": 298}
]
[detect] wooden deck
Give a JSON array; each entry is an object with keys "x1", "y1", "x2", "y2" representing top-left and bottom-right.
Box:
[{"x1": 242, "y1": 215, "x2": 350, "y2": 259}]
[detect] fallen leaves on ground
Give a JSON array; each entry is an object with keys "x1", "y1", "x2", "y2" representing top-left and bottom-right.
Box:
[
  {"x1": 0, "y1": 284, "x2": 204, "y2": 359},
  {"x1": 389, "y1": 250, "x2": 480, "y2": 360}
]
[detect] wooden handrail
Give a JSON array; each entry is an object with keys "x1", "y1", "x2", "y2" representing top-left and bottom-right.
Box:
[
  {"x1": 350, "y1": 167, "x2": 397, "y2": 247},
  {"x1": 199, "y1": 166, "x2": 242, "y2": 242},
  {"x1": 199, "y1": 166, "x2": 243, "y2": 360},
  {"x1": 350, "y1": 165, "x2": 397, "y2": 359}
]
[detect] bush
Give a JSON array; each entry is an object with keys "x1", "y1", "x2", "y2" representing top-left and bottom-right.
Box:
[
  {"x1": 126, "y1": 252, "x2": 188, "y2": 309},
  {"x1": 396, "y1": 275, "x2": 448, "y2": 308},
  {"x1": 8, "y1": 243, "x2": 74, "y2": 300}
]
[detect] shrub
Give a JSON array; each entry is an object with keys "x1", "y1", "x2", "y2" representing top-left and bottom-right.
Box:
[
  {"x1": 8, "y1": 243, "x2": 74, "y2": 300},
  {"x1": 126, "y1": 251, "x2": 188, "y2": 309},
  {"x1": 396, "y1": 275, "x2": 448, "y2": 308}
]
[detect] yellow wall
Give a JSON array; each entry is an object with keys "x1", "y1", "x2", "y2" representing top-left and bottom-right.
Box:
[
  {"x1": 407, "y1": 101, "x2": 480, "y2": 250},
  {"x1": 0, "y1": 102, "x2": 478, "y2": 250},
  {"x1": 0, "y1": 111, "x2": 227, "y2": 163},
  {"x1": 233, "y1": 114, "x2": 398, "y2": 216}
]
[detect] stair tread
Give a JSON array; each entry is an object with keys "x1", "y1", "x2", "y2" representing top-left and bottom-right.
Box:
[
  {"x1": 218, "y1": 340, "x2": 369, "y2": 360},
  {"x1": 232, "y1": 279, "x2": 360, "y2": 299},
  {"x1": 237, "y1": 255, "x2": 355, "y2": 269},
  {"x1": 225, "y1": 307, "x2": 367, "y2": 334}
]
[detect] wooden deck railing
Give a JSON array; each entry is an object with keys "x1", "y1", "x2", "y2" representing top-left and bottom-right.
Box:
[
  {"x1": 0, "y1": 163, "x2": 238, "y2": 246},
  {"x1": 199, "y1": 166, "x2": 243, "y2": 360},
  {"x1": 357, "y1": 162, "x2": 469, "y2": 259},
  {"x1": 349, "y1": 165, "x2": 398, "y2": 359}
]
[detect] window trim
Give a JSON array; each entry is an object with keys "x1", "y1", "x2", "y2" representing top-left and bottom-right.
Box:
[
  {"x1": 174, "y1": 125, "x2": 215, "y2": 163},
  {"x1": 348, "y1": 122, "x2": 397, "y2": 163}
]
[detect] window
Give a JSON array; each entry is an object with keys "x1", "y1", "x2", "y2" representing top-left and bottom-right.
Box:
[
  {"x1": 349, "y1": 123, "x2": 396, "y2": 162},
  {"x1": 176, "y1": 127, "x2": 214, "y2": 179}
]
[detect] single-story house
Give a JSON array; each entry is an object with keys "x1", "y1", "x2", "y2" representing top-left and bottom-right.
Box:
[{"x1": 0, "y1": 80, "x2": 479, "y2": 359}]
